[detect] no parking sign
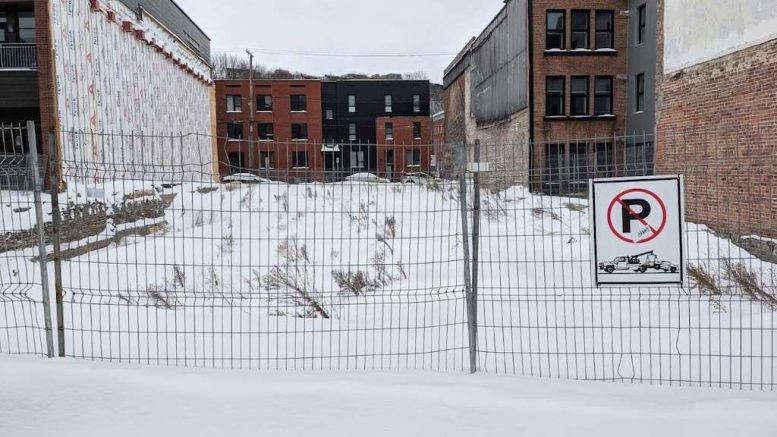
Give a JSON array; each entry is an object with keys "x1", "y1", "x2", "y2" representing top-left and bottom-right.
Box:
[{"x1": 590, "y1": 176, "x2": 686, "y2": 287}]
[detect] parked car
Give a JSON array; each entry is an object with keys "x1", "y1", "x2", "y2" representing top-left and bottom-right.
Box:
[
  {"x1": 400, "y1": 172, "x2": 436, "y2": 185},
  {"x1": 223, "y1": 173, "x2": 271, "y2": 184},
  {"x1": 345, "y1": 173, "x2": 389, "y2": 183}
]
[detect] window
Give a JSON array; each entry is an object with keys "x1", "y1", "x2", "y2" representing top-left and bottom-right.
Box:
[
  {"x1": 291, "y1": 123, "x2": 308, "y2": 141},
  {"x1": 226, "y1": 95, "x2": 242, "y2": 112},
  {"x1": 405, "y1": 149, "x2": 421, "y2": 167},
  {"x1": 544, "y1": 144, "x2": 565, "y2": 194},
  {"x1": 18, "y1": 12, "x2": 35, "y2": 43},
  {"x1": 350, "y1": 150, "x2": 365, "y2": 169},
  {"x1": 0, "y1": 12, "x2": 7, "y2": 43},
  {"x1": 258, "y1": 123, "x2": 274, "y2": 141},
  {"x1": 546, "y1": 11, "x2": 565, "y2": 50},
  {"x1": 227, "y1": 152, "x2": 244, "y2": 174},
  {"x1": 546, "y1": 77, "x2": 565, "y2": 116},
  {"x1": 259, "y1": 152, "x2": 275, "y2": 170},
  {"x1": 384, "y1": 95, "x2": 393, "y2": 113},
  {"x1": 596, "y1": 143, "x2": 614, "y2": 177},
  {"x1": 413, "y1": 122, "x2": 422, "y2": 139},
  {"x1": 226, "y1": 122, "x2": 243, "y2": 140},
  {"x1": 348, "y1": 123, "x2": 357, "y2": 142},
  {"x1": 595, "y1": 11, "x2": 614, "y2": 49},
  {"x1": 569, "y1": 143, "x2": 590, "y2": 190},
  {"x1": 571, "y1": 10, "x2": 589, "y2": 49},
  {"x1": 325, "y1": 109, "x2": 334, "y2": 120},
  {"x1": 348, "y1": 95, "x2": 356, "y2": 113},
  {"x1": 637, "y1": 4, "x2": 646, "y2": 45},
  {"x1": 257, "y1": 95, "x2": 272, "y2": 111},
  {"x1": 290, "y1": 95, "x2": 307, "y2": 111},
  {"x1": 635, "y1": 73, "x2": 645, "y2": 112},
  {"x1": 292, "y1": 151, "x2": 309, "y2": 168},
  {"x1": 594, "y1": 76, "x2": 613, "y2": 115},
  {"x1": 570, "y1": 77, "x2": 589, "y2": 116},
  {"x1": 385, "y1": 122, "x2": 394, "y2": 140},
  {"x1": 625, "y1": 142, "x2": 655, "y2": 176},
  {"x1": 413, "y1": 94, "x2": 421, "y2": 113}
]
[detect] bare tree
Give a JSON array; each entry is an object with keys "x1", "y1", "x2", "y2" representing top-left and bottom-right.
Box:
[{"x1": 403, "y1": 71, "x2": 430, "y2": 80}]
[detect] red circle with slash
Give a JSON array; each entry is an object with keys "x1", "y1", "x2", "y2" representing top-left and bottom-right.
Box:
[{"x1": 607, "y1": 188, "x2": 667, "y2": 244}]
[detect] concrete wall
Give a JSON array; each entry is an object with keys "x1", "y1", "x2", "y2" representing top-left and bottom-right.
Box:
[{"x1": 663, "y1": 0, "x2": 777, "y2": 72}]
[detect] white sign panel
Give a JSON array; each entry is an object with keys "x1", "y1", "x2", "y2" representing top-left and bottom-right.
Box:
[{"x1": 590, "y1": 176, "x2": 685, "y2": 287}]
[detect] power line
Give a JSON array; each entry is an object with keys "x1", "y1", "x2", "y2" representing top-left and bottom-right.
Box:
[{"x1": 213, "y1": 48, "x2": 457, "y2": 58}]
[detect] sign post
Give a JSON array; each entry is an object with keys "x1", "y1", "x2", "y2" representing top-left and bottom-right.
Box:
[{"x1": 590, "y1": 175, "x2": 686, "y2": 287}]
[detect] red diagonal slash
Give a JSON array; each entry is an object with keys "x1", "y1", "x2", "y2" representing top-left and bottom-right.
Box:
[{"x1": 615, "y1": 196, "x2": 658, "y2": 236}]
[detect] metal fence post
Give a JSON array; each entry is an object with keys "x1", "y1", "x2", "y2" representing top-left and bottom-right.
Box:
[
  {"x1": 48, "y1": 132, "x2": 65, "y2": 357},
  {"x1": 458, "y1": 142, "x2": 477, "y2": 373},
  {"x1": 27, "y1": 121, "x2": 54, "y2": 358},
  {"x1": 471, "y1": 140, "x2": 481, "y2": 359}
]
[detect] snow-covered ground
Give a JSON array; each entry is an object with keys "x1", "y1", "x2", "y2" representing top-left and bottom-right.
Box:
[
  {"x1": 1, "y1": 355, "x2": 776, "y2": 437},
  {"x1": 1, "y1": 178, "x2": 776, "y2": 385}
]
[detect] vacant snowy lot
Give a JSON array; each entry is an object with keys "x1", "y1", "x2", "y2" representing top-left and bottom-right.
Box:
[
  {"x1": 2, "y1": 178, "x2": 776, "y2": 385},
  {"x1": 0, "y1": 356, "x2": 776, "y2": 437}
]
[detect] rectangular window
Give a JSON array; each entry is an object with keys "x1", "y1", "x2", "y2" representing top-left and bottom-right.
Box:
[
  {"x1": 595, "y1": 11, "x2": 614, "y2": 49},
  {"x1": 569, "y1": 143, "x2": 590, "y2": 190},
  {"x1": 292, "y1": 151, "x2": 309, "y2": 169},
  {"x1": 405, "y1": 149, "x2": 421, "y2": 167},
  {"x1": 290, "y1": 94, "x2": 307, "y2": 111},
  {"x1": 637, "y1": 4, "x2": 646, "y2": 45},
  {"x1": 546, "y1": 10, "x2": 565, "y2": 50},
  {"x1": 227, "y1": 152, "x2": 245, "y2": 174},
  {"x1": 348, "y1": 95, "x2": 356, "y2": 113},
  {"x1": 18, "y1": 12, "x2": 35, "y2": 43},
  {"x1": 348, "y1": 123, "x2": 357, "y2": 142},
  {"x1": 596, "y1": 143, "x2": 614, "y2": 177},
  {"x1": 325, "y1": 109, "x2": 334, "y2": 120},
  {"x1": 571, "y1": 10, "x2": 589, "y2": 49},
  {"x1": 546, "y1": 76, "x2": 565, "y2": 116},
  {"x1": 257, "y1": 95, "x2": 272, "y2": 111},
  {"x1": 258, "y1": 123, "x2": 274, "y2": 141},
  {"x1": 259, "y1": 152, "x2": 275, "y2": 170},
  {"x1": 544, "y1": 144, "x2": 565, "y2": 194},
  {"x1": 350, "y1": 150, "x2": 365, "y2": 169},
  {"x1": 594, "y1": 76, "x2": 613, "y2": 115},
  {"x1": 413, "y1": 94, "x2": 421, "y2": 113},
  {"x1": 625, "y1": 142, "x2": 655, "y2": 176},
  {"x1": 385, "y1": 122, "x2": 394, "y2": 140},
  {"x1": 413, "y1": 122, "x2": 422, "y2": 139},
  {"x1": 291, "y1": 123, "x2": 308, "y2": 140},
  {"x1": 226, "y1": 122, "x2": 243, "y2": 140},
  {"x1": 635, "y1": 73, "x2": 645, "y2": 112},
  {"x1": 226, "y1": 95, "x2": 242, "y2": 112},
  {"x1": 384, "y1": 95, "x2": 393, "y2": 113},
  {"x1": 570, "y1": 76, "x2": 589, "y2": 116},
  {"x1": 0, "y1": 12, "x2": 7, "y2": 43}
]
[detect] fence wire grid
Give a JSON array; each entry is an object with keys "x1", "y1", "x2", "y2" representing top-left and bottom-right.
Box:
[{"x1": 0, "y1": 126, "x2": 775, "y2": 391}]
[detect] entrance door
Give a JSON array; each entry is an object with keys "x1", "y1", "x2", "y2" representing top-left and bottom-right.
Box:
[{"x1": 385, "y1": 150, "x2": 394, "y2": 181}]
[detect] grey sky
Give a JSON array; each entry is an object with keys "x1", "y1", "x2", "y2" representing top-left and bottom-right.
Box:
[{"x1": 175, "y1": 0, "x2": 505, "y2": 82}]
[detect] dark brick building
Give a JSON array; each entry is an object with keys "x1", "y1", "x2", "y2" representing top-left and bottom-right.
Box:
[{"x1": 375, "y1": 115, "x2": 432, "y2": 179}]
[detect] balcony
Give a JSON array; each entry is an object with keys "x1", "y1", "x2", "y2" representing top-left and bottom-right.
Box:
[{"x1": 0, "y1": 44, "x2": 37, "y2": 70}]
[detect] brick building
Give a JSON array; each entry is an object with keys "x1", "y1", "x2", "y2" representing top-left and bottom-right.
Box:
[
  {"x1": 656, "y1": 0, "x2": 777, "y2": 238},
  {"x1": 375, "y1": 115, "x2": 432, "y2": 180},
  {"x1": 0, "y1": 0, "x2": 215, "y2": 181},
  {"x1": 444, "y1": 0, "x2": 657, "y2": 193},
  {"x1": 215, "y1": 79, "x2": 323, "y2": 180}
]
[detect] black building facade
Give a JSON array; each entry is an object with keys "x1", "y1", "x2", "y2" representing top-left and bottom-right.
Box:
[{"x1": 321, "y1": 80, "x2": 430, "y2": 172}]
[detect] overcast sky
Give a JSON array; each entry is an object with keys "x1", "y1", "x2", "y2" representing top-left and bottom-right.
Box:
[{"x1": 175, "y1": 0, "x2": 505, "y2": 83}]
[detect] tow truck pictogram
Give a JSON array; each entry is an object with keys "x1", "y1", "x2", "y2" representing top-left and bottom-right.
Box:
[{"x1": 598, "y1": 251, "x2": 679, "y2": 274}]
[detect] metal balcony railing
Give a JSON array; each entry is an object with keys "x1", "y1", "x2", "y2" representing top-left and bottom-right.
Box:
[{"x1": 0, "y1": 44, "x2": 38, "y2": 70}]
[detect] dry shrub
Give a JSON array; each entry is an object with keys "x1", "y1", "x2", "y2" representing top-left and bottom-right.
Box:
[
  {"x1": 688, "y1": 263, "x2": 727, "y2": 312},
  {"x1": 532, "y1": 207, "x2": 562, "y2": 222},
  {"x1": 564, "y1": 202, "x2": 587, "y2": 213},
  {"x1": 332, "y1": 270, "x2": 381, "y2": 296},
  {"x1": 724, "y1": 260, "x2": 777, "y2": 310}
]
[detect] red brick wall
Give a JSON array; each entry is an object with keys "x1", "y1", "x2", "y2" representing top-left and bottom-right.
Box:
[
  {"x1": 531, "y1": 0, "x2": 629, "y2": 172},
  {"x1": 656, "y1": 38, "x2": 777, "y2": 238},
  {"x1": 33, "y1": 0, "x2": 57, "y2": 175},
  {"x1": 215, "y1": 79, "x2": 323, "y2": 177},
  {"x1": 375, "y1": 116, "x2": 432, "y2": 178}
]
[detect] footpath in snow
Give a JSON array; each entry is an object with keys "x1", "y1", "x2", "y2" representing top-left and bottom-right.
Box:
[{"x1": 1, "y1": 356, "x2": 776, "y2": 437}]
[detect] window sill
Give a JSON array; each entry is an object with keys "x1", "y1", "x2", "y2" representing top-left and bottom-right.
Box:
[
  {"x1": 291, "y1": 139, "x2": 308, "y2": 142},
  {"x1": 292, "y1": 167, "x2": 310, "y2": 170},
  {"x1": 544, "y1": 49, "x2": 618, "y2": 56},
  {"x1": 259, "y1": 139, "x2": 274, "y2": 142},
  {"x1": 406, "y1": 165, "x2": 421, "y2": 168},
  {"x1": 257, "y1": 110, "x2": 273, "y2": 113},
  {"x1": 226, "y1": 110, "x2": 243, "y2": 113},
  {"x1": 543, "y1": 115, "x2": 617, "y2": 121},
  {"x1": 290, "y1": 110, "x2": 308, "y2": 113}
]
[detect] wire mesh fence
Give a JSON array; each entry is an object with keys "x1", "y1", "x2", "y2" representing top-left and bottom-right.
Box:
[{"x1": 0, "y1": 127, "x2": 775, "y2": 390}]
